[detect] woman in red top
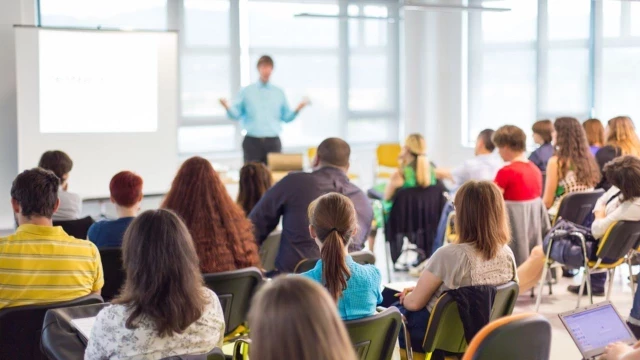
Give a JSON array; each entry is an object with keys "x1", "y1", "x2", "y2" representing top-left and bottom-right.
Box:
[{"x1": 493, "y1": 125, "x2": 543, "y2": 201}]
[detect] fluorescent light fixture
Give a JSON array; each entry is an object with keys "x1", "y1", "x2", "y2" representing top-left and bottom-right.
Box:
[{"x1": 294, "y1": 13, "x2": 396, "y2": 22}]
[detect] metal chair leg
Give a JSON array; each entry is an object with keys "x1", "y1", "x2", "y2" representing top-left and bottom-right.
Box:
[
  {"x1": 607, "y1": 268, "x2": 615, "y2": 301},
  {"x1": 577, "y1": 268, "x2": 587, "y2": 308},
  {"x1": 536, "y1": 240, "x2": 555, "y2": 312},
  {"x1": 629, "y1": 258, "x2": 636, "y2": 303}
]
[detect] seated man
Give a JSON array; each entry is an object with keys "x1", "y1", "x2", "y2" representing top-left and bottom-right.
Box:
[
  {"x1": 249, "y1": 137, "x2": 373, "y2": 274},
  {"x1": 38, "y1": 150, "x2": 82, "y2": 221},
  {"x1": 0, "y1": 168, "x2": 103, "y2": 309},
  {"x1": 435, "y1": 129, "x2": 503, "y2": 190}
]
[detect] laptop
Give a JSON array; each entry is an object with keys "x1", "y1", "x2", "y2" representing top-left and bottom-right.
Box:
[{"x1": 559, "y1": 301, "x2": 637, "y2": 359}]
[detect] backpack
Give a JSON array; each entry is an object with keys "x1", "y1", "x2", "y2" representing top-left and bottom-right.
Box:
[{"x1": 542, "y1": 219, "x2": 599, "y2": 268}]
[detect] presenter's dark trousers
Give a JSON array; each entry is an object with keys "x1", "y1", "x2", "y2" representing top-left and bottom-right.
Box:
[{"x1": 242, "y1": 135, "x2": 282, "y2": 164}]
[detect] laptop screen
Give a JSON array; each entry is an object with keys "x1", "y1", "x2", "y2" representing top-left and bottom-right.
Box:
[{"x1": 563, "y1": 303, "x2": 635, "y2": 355}]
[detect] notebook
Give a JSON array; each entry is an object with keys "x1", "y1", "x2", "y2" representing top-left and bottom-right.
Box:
[
  {"x1": 559, "y1": 301, "x2": 637, "y2": 359},
  {"x1": 71, "y1": 316, "x2": 97, "y2": 345}
]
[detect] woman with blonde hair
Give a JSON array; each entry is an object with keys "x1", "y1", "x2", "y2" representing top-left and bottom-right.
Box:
[
  {"x1": 583, "y1": 118, "x2": 605, "y2": 156},
  {"x1": 247, "y1": 276, "x2": 358, "y2": 360},
  {"x1": 597, "y1": 116, "x2": 640, "y2": 190}
]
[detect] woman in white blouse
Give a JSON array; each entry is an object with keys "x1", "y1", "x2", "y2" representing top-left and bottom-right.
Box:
[{"x1": 85, "y1": 209, "x2": 225, "y2": 360}]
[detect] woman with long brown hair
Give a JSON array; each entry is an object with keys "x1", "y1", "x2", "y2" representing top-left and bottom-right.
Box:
[
  {"x1": 162, "y1": 156, "x2": 260, "y2": 274},
  {"x1": 397, "y1": 181, "x2": 516, "y2": 354},
  {"x1": 301, "y1": 193, "x2": 382, "y2": 320},
  {"x1": 247, "y1": 276, "x2": 358, "y2": 360},
  {"x1": 542, "y1": 117, "x2": 601, "y2": 213},
  {"x1": 596, "y1": 116, "x2": 640, "y2": 190},
  {"x1": 85, "y1": 209, "x2": 225, "y2": 359},
  {"x1": 583, "y1": 118, "x2": 605, "y2": 156},
  {"x1": 237, "y1": 162, "x2": 273, "y2": 215}
]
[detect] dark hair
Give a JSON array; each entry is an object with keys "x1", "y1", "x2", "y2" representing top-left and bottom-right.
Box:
[
  {"x1": 38, "y1": 150, "x2": 73, "y2": 180},
  {"x1": 492, "y1": 125, "x2": 527, "y2": 152},
  {"x1": 532, "y1": 120, "x2": 553, "y2": 144},
  {"x1": 308, "y1": 193, "x2": 356, "y2": 302},
  {"x1": 114, "y1": 209, "x2": 206, "y2": 337},
  {"x1": 237, "y1": 162, "x2": 273, "y2": 215},
  {"x1": 554, "y1": 117, "x2": 601, "y2": 187},
  {"x1": 477, "y1": 129, "x2": 496, "y2": 152},
  {"x1": 11, "y1": 168, "x2": 60, "y2": 219},
  {"x1": 161, "y1": 157, "x2": 259, "y2": 274},
  {"x1": 257, "y1": 55, "x2": 274, "y2": 68},
  {"x1": 110, "y1": 171, "x2": 143, "y2": 207},
  {"x1": 583, "y1": 118, "x2": 605, "y2": 147},
  {"x1": 604, "y1": 155, "x2": 640, "y2": 201},
  {"x1": 317, "y1": 138, "x2": 350, "y2": 168}
]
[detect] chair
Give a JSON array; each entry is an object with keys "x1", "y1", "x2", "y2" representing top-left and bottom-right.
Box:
[
  {"x1": 422, "y1": 292, "x2": 467, "y2": 360},
  {"x1": 202, "y1": 267, "x2": 264, "y2": 339},
  {"x1": 259, "y1": 231, "x2": 281, "y2": 272},
  {"x1": 461, "y1": 313, "x2": 551, "y2": 360},
  {"x1": 293, "y1": 250, "x2": 377, "y2": 274},
  {"x1": 553, "y1": 190, "x2": 604, "y2": 226},
  {"x1": 375, "y1": 143, "x2": 402, "y2": 180},
  {"x1": 0, "y1": 294, "x2": 103, "y2": 360},
  {"x1": 53, "y1": 216, "x2": 95, "y2": 239},
  {"x1": 490, "y1": 281, "x2": 519, "y2": 321},
  {"x1": 345, "y1": 307, "x2": 403, "y2": 360},
  {"x1": 98, "y1": 247, "x2": 125, "y2": 302},
  {"x1": 505, "y1": 199, "x2": 551, "y2": 266}
]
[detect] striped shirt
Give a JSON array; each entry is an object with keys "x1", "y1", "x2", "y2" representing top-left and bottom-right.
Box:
[{"x1": 0, "y1": 224, "x2": 104, "y2": 309}]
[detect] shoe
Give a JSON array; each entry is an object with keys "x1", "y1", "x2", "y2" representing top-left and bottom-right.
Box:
[
  {"x1": 628, "y1": 321, "x2": 640, "y2": 339},
  {"x1": 567, "y1": 285, "x2": 605, "y2": 296},
  {"x1": 562, "y1": 268, "x2": 579, "y2": 278}
]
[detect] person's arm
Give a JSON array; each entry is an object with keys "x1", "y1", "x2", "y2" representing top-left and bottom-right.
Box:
[
  {"x1": 383, "y1": 170, "x2": 405, "y2": 201},
  {"x1": 435, "y1": 168, "x2": 453, "y2": 181},
  {"x1": 220, "y1": 88, "x2": 246, "y2": 120},
  {"x1": 542, "y1": 157, "x2": 559, "y2": 209},
  {"x1": 400, "y1": 270, "x2": 443, "y2": 311},
  {"x1": 248, "y1": 180, "x2": 286, "y2": 245},
  {"x1": 83, "y1": 310, "x2": 111, "y2": 359},
  {"x1": 528, "y1": 149, "x2": 542, "y2": 171},
  {"x1": 280, "y1": 95, "x2": 308, "y2": 123},
  {"x1": 494, "y1": 167, "x2": 509, "y2": 194},
  {"x1": 592, "y1": 207, "x2": 619, "y2": 240}
]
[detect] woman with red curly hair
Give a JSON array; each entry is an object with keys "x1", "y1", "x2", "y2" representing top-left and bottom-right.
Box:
[{"x1": 162, "y1": 157, "x2": 260, "y2": 274}]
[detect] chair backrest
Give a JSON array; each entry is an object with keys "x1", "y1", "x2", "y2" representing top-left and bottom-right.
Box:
[
  {"x1": 53, "y1": 216, "x2": 95, "y2": 239},
  {"x1": 160, "y1": 347, "x2": 225, "y2": 360},
  {"x1": 490, "y1": 281, "x2": 519, "y2": 321},
  {"x1": 0, "y1": 294, "x2": 103, "y2": 360},
  {"x1": 293, "y1": 258, "x2": 318, "y2": 274},
  {"x1": 462, "y1": 313, "x2": 551, "y2": 360},
  {"x1": 345, "y1": 307, "x2": 403, "y2": 360},
  {"x1": 597, "y1": 221, "x2": 640, "y2": 262},
  {"x1": 202, "y1": 267, "x2": 264, "y2": 336},
  {"x1": 422, "y1": 293, "x2": 467, "y2": 354},
  {"x1": 505, "y1": 198, "x2": 551, "y2": 266},
  {"x1": 376, "y1": 143, "x2": 401, "y2": 168},
  {"x1": 555, "y1": 190, "x2": 604, "y2": 226},
  {"x1": 98, "y1": 247, "x2": 125, "y2": 302},
  {"x1": 259, "y1": 231, "x2": 281, "y2": 272},
  {"x1": 294, "y1": 250, "x2": 376, "y2": 274}
]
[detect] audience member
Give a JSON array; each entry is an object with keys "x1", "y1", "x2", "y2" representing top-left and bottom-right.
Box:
[
  {"x1": 493, "y1": 125, "x2": 543, "y2": 200},
  {"x1": 583, "y1": 118, "x2": 605, "y2": 156},
  {"x1": 0, "y1": 168, "x2": 103, "y2": 309},
  {"x1": 85, "y1": 209, "x2": 225, "y2": 359},
  {"x1": 542, "y1": 117, "x2": 600, "y2": 213},
  {"x1": 396, "y1": 181, "x2": 517, "y2": 353},
  {"x1": 237, "y1": 161, "x2": 273, "y2": 215},
  {"x1": 528, "y1": 120, "x2": 555, "y2": 173},
  {"x1": 247, "y1": 276, "x2": 358, "y2": 360},
  {"x1": 38, "y1": 150, "x2": 82, "y2": 221},
  {"x1": 162, "y1": 157, "x2": 260, "y2": 274},
  {"x1": 435, "y1": 128, "x2": 503, "y2": 190},
  {"x1": 301, "y1": 193, "x2": 382, "y2": 320},
  {"x1": 87, "y1": 171, "x2": 143, "y2": 248},
  {"x1": 597, "y1": 116, "x2": 640, "y2": 190},
  {"x1": 250, "y1": 138, "x2": 373, "y2": 273}
]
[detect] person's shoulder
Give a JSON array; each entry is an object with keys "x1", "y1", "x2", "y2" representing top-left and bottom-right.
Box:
[
  {"x1": 596, "y1": 145, "x2": 618, "y2": 158},
  {"x1": 95, "y1": 303, "x2": 125, "y2": 324},
  {"x1": 431, "y1": 243, "x2": 466, "y2": 258}
]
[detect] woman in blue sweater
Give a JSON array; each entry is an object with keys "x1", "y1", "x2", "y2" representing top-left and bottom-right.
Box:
[{"x1": 301, "y1": 192, "x2": 382, "y2": 320}]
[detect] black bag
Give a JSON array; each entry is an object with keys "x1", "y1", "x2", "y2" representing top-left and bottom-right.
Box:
[{"x1": 542, "y1": 219, "x2": 598, "y2": 268}]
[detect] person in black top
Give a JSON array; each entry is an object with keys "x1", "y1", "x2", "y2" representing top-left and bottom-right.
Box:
[
  {"x1": 528, "y1": 120, "x2": 555, "y2": 174},
  {"x1": 595, "y1": 116, "x2": 640, "y2": 190}
]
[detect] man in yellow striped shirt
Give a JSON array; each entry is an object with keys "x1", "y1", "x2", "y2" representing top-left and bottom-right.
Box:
[{"x1": 0, "y1": 168, "x2": 103, "y2": 309}]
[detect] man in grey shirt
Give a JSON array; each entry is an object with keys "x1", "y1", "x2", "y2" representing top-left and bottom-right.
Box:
[{"x1": 38, "y1": 151, "x2": 82, "y2": 221}]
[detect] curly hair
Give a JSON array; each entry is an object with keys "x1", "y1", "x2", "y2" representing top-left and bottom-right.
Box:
[
  {"x1": 553, "y1": 117, "x2": 601, "y2": 187},
  {"x1": 237, "y1": 162, "x2": 273, "y2": 215},
  {"x1": 162, "y1": 157, "x2": 260, "y2": 274}
]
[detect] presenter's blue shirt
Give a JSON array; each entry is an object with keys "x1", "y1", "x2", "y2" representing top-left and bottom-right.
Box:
[
  {"x1": 301, "y1": 256, "x2": 383, "y2": 321},
  {"x1": 226, "y1": 81, "x2": 298, "y2": 137},
  {"x1": 87, "y1": 217, "x2": 134, "y2": 248}
]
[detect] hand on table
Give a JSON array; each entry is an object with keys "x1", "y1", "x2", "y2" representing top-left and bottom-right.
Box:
[{"x1": 602, "y1": 342, "x2": 633, "y2": 360}]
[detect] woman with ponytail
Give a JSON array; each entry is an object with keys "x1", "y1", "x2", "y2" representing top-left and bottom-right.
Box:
[{"x1": 301, "y1": 192, "x2": 382, "y2": 320}]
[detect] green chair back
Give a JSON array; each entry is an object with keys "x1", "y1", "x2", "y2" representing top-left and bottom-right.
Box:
[
  {"x1": 422, "y1": 293, "x2": 467, "y2": 356},
  {"x1": 490, "y1": 281, "x2": 519, "y2": 321},
  {"x1": 345, "y1": 307, "x2": 403, "y2": 360}
]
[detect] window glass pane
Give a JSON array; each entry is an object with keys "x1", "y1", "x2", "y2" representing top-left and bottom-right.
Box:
[
  {"x1": 363, "y1": 6, "x2": 388, "y2": 47},
  {"x1": 481, "y1": 0, "x2": 537, "y2": 44},
  {"x1": 349, "y1": 53, "x2": 389, "y2": 111},
  {"x1": 548, "y1": 0, "x2": 590, "y2": 40},
  {"x1": 39, "y1": 0, "x2": 167, "y2": 29},
  {"x1": 603, "y1": 1, "x2": 621, "y2": 38},
  {"x1": 178, "y1": 125, "x2": 236, "y2": 153},
  {"x1": 248, "y1": 2, "x2": 339, "y2": 48},
  {"x1": 601, "y1": 48, "x2": 640, "y2": 124},
  {"x1": 181, "y1": 55, "x2": 230, "y2": 117},
  {"x1": 184, "y1": 0, "x2": 229, "y2": 47},
  {"x1": 348, "y1": 119, "x2": 390, "y2": 143},
  {"x1": 631, "y1": 4, "x2": 640, "y2": 37},
  {"x1": 542, "y1": 48, "x2": 589, "y2": 114}
]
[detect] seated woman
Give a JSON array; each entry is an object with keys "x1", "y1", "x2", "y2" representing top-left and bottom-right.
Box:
[
  {"x1": 583, "y1": 118, "x2": 605, "y2": 156},
  {"x1": 237, "y1": 161, "x2": 273, "y2": 215},
  {"x1": 87, "y1": 171, "x2": 143, "y2": 248},
  {"x1": 301, "y1": 192, "x2": 382, "y2": 320},
  {"x1": 85, "y1": 209, "x2": 225, "y2": 359},
  {"x1": 596, "y1": 116, "x2": 640, "y2": 190},
  {"x1": 493, "y1": 125, "x2": 543, "y2": 201},
  {"x1": 397, "y1": 181, "x2": 517, "y2": 353},
  {"x1": 528, "y1": 119, "x2": 555, "y2": 174},
  {"x1": 247, "y1": 276, "x2": 358, "y2": 360},
  {"x1": 39, "y1": 150, "x2": 82, "y2": 221},
  {"x1": 517, "y1": 156, "x2": 640, "y2": 295},
  {"x1": 543, "y1": 117, "x2": 601, "y2": 216},
  {"x1": 162, "y1": 157, "x2": 260, "y2": 274}
]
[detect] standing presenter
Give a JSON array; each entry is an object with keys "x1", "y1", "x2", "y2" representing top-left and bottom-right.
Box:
[{"x1": 220, "y1": 55, "x2": 309, "y2": 164}]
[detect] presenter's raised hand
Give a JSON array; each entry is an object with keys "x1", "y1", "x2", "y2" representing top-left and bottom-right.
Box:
[
  {"x1": 219, "y1": 98, "x2": 230, "y2": 110},
  {"x1": 295, "y1": 97, "x2": 310, "y2": 113}
]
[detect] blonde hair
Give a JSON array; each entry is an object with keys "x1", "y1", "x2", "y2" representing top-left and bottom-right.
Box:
[
  {"x1": 403, "y1": 133, "x2": 430, "y2": 187},
  {"x1": 248, "y1": 277, "x2": 358, "y2": 360},
  {"x1": 454, "y1": 181, "x2": 510, "y2": 260},
  {"x1": 607, "y1": 116, "x2": 640, "y2": 157}
]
